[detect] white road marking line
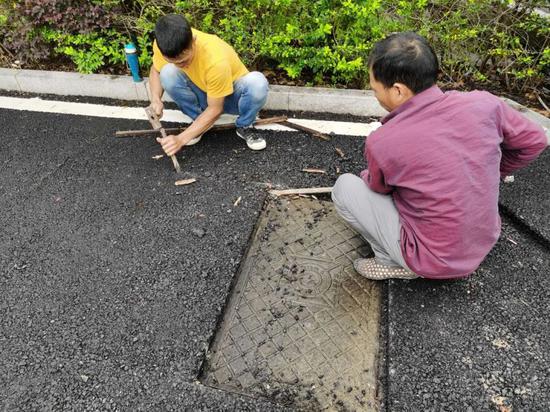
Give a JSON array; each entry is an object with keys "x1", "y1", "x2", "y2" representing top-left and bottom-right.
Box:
[{"x1": 1, "y1": 96, "x2": 381, "y2": 136}]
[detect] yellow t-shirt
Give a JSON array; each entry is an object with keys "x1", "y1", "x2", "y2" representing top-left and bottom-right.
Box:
[{"x1": 152, "y1": 29, "x2": 249, "y2": 98}]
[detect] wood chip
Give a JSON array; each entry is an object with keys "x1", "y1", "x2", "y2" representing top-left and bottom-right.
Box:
[
  {"x1": 175, "y1": 178, "x2": 197, "y2": 186},
  {"x1": 336, "y1": 166, "x2": 341, "y2": 174},
  {"x1": 233, "y1": 196, "x2": 242, "y2": 207},
  {"x1": 335, "y1": 147, "x2": 345, "y2": 158},
  {"x1": 302, "y1": 168, "x2": 326, "y2": 174},
  {"x1": 491, "y1": 338, "x2": 510, "y2": 349},
  {"x1": 270, "y1": 187, "x2": 333, "y2": 196},
  {"x1": 152, "y1": 154, "x2": 164, "y2": 160}
]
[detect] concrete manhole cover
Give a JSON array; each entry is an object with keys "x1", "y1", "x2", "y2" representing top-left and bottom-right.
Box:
[{"x1": 203, "y1": 197, "x2": 381, "y2": 410}]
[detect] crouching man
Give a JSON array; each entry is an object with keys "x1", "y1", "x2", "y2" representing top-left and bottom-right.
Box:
[
  {"x1": 332, "y1": 32, "x2": 547, "y2": 281},
  {"x1": 149, "y1": 14, "x2": 269, "y2": 155}
]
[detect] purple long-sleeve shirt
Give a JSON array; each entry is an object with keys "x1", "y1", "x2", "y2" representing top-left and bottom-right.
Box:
[{"x1": 361, "y1": 86, "x2": 547, "y2": 279}]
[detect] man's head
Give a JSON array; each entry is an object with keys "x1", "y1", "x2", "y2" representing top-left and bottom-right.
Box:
[
  {"x1": 155, "y1": 14, "x2": 195, "y2": 67},
  {"x1": 368, "y1": 32, "x2": 438, "y2": 112}
]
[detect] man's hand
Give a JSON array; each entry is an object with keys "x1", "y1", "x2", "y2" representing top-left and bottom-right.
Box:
[
  {"x1": 156, "y1": 135, "x2": 183, "y2": 156},
  {"x1": 150, "y1": 99, "x2": 164, "y2": 118}
]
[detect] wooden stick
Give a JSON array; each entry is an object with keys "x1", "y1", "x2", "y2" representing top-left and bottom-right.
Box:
[
  {"x1": 115, "y1": 116, "x2": 288, "y2": 138},
  {"x1": 207, "y1": 116, "x2": 288, "y2": 131},
  {"x1": 145, "y1": 107, "x2": 181, "y2": 173},
  {"x1": 270, "y1": 187, "x2": 333, "y2": 196},
  {"x1": 302, "y1": 168, "x2": 326, "y2": 174},
  {"x1": 281, "y1": 120, "x2": 331, "y2": 141},
  {"x1": 175, "y1": 178, "x2": 197, "y2": 186}
]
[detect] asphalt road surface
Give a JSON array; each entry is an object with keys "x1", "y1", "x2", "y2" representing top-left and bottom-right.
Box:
[{"x1": 1, "y1": 104, "x2": 548, "y2": 410}]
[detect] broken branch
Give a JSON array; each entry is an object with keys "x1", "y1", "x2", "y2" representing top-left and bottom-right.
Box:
[
  {"x1": 145, "y1": 106, "x2": 181, "y2": 173},
  {"x1": 281, "y1": 120, "x2": 330, "y2": 141},
  {"x1": 115, "y1": 116, "x2": 288, "y2": 137},
  {"x1": 269, "y1": 187, "x2": 333, "y2": 196},
  {"x1": 175, "y1": 178, "x2": 197, "y2": 186},
  {"x1": 302, "y1": 168, "x2": 326, "y2": 174}
]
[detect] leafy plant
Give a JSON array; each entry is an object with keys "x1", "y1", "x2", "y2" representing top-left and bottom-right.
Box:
[
  {"x1": 41, "y1": 28, "x2": 126, "y2": 73},
  {"x1": 0, "y1": 0, "x2": 548, "y2": 97},
  {"x1": 0, "y1": 0, "x2": 123, "y2": 69}
]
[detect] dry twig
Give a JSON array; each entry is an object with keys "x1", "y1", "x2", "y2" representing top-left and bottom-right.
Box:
[
  {"x1": 270, "y1": 187, "x2": 333, "y2": 196},
  {"x1": 116, "y1": 116, "x2": 287, "y2": 138},
  {"x1": 175, "y1": 178, "x2": 197, "y2": 186},
  {"x1": 302, "y1": 168, "x2": 326, "y2": 174},
  {"x1": 281, "y1": 120, "x2": 330, "y2": 141}
]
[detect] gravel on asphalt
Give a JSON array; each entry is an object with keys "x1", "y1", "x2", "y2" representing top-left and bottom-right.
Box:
[
  {"x1": 499, "y1": 148, "x2": 550, "y2": 243},
  {"x1": 386, "y1": 217, "x2": 550, "y2": 411},
  {"x1": 0, "y1": 108, "x2": 365, "y2": 409}
]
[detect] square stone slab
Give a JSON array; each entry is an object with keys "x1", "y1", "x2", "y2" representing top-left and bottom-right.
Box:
[{"x1": 203, "y1": 197, "x2": 381, "y2": 410}]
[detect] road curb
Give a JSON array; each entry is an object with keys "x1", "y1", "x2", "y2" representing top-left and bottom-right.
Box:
[
  {"x1": 0, "y1": 68, "x2": 388, "y2": 117},
  {"x1": 1, "y1": 68, "x2": 548, "y2": 140}
]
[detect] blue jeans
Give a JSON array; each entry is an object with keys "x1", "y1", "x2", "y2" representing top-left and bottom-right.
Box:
[{"x1": 159, "y1": 64, "x2": 268, "y2": 128}]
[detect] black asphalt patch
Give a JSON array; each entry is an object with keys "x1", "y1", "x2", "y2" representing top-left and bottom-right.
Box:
[
  {"x1": 499, "y1": 148, "x2": 550, "y2": 242},
  {"x1": 204, "y1": 197, "x2": 379, "y2": 410},
  {"x1": 0, "y1": 108, "x2": 365, "y2": 409},
  {"x1": 3, "y1": 105, "x2": 548, "y2": 410},
  {"x1": 386, "y1": 217, "x2": 550, "y2": 411}
]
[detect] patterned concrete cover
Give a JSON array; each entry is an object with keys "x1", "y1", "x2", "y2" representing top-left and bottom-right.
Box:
[{"x1": 203, "y1": 197, "x2": 381, "y2": 410}]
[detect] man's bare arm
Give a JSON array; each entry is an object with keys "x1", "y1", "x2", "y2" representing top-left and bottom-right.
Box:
[
  {"x1": 149, "y1": 66, "x2": 164, "y2": 117},
  {"x1": 156, "y1": 95, "x2": 224, "y2": 156}
]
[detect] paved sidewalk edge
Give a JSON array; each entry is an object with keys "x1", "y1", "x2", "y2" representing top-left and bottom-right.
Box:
[
  {"x1": 0, "y1": 68, "x2": 387, "y2": 117},
  {"x1": 1, "y1": 68, "x2": 548, "y2": 140}
]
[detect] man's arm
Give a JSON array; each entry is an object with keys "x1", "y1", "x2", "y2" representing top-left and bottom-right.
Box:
[
  {"x1": 360, "y1": 146, "x2": 393, "y2": 194},
  {"x1": 149, "y1": 66, "x2": 164, "y2": 118},
  {"x1": 156, "y1": 95, "x2": 224, "y2": 156},
  {"x1": 499, "y1": 100, "x2": 547, "y2": 177}
]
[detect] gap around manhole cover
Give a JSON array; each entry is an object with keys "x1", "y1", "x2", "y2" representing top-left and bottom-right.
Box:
[{"x1": 202, "y1": 197, "x2": 381, "y2": 411}]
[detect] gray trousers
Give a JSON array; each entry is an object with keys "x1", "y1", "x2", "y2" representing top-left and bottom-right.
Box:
[{"x1": 332, "y1": 173, "x2": 409, "y2": 269}]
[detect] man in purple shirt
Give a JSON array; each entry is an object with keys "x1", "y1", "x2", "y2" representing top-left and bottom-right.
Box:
[{"x1": 332, "y1": 32, "x2": 547, "y2": 280}]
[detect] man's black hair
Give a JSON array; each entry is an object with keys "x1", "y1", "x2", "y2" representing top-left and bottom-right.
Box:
[
  {"x1": 155, "y1": 14, "x2": 193, "y2": 58},
  {"x1": 368, "y1": 32, "x2": 439, "y2": 94}
]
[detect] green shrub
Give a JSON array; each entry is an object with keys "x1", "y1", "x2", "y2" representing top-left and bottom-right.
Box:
[
  {"x1": 41, "y1": 29, "x2": 127, "y2": 74},
  {"x1": 0, "y1": 0, "x2": 548, "y2": 95},
  {"x1": 122, "y1": 0, "x2": 548, "y2": 92},
  {"x1": 0, "y1": 0, "x2": 118, "y2": 63}
]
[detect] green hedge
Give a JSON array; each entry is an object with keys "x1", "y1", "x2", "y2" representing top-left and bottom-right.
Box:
[{"x1": 1, "y1": 0, "x2": 548, "y2": 93}]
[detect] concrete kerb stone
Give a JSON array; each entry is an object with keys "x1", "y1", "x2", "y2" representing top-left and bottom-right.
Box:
[
  {"x1": 265, "y1": 85, "x2": 290, "y2": 112},
  {"x1": 0, "y1": 68, "x2": 22, "y2": 91},
  {"x1": 0, "y1": 68, "x2": 386, "y2": 116},
  {"x1": 285, "y1": 84, "x2": 388, "y2": 117},
  {"x1": 12, "y1": 69, "x2": 143, "y2": 101},
  {"x1": 0, "y1": 68, "x2": 548, "y2": 133}
]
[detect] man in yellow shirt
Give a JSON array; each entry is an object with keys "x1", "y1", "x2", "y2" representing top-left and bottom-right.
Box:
[{"x1": 149, "y1": 14, "x2": 269, "y2": 154}]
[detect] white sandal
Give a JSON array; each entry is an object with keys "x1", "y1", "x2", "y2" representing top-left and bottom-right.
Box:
[{"x1": 353, "y1": 258, "x2": 419, "y2": 280}]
